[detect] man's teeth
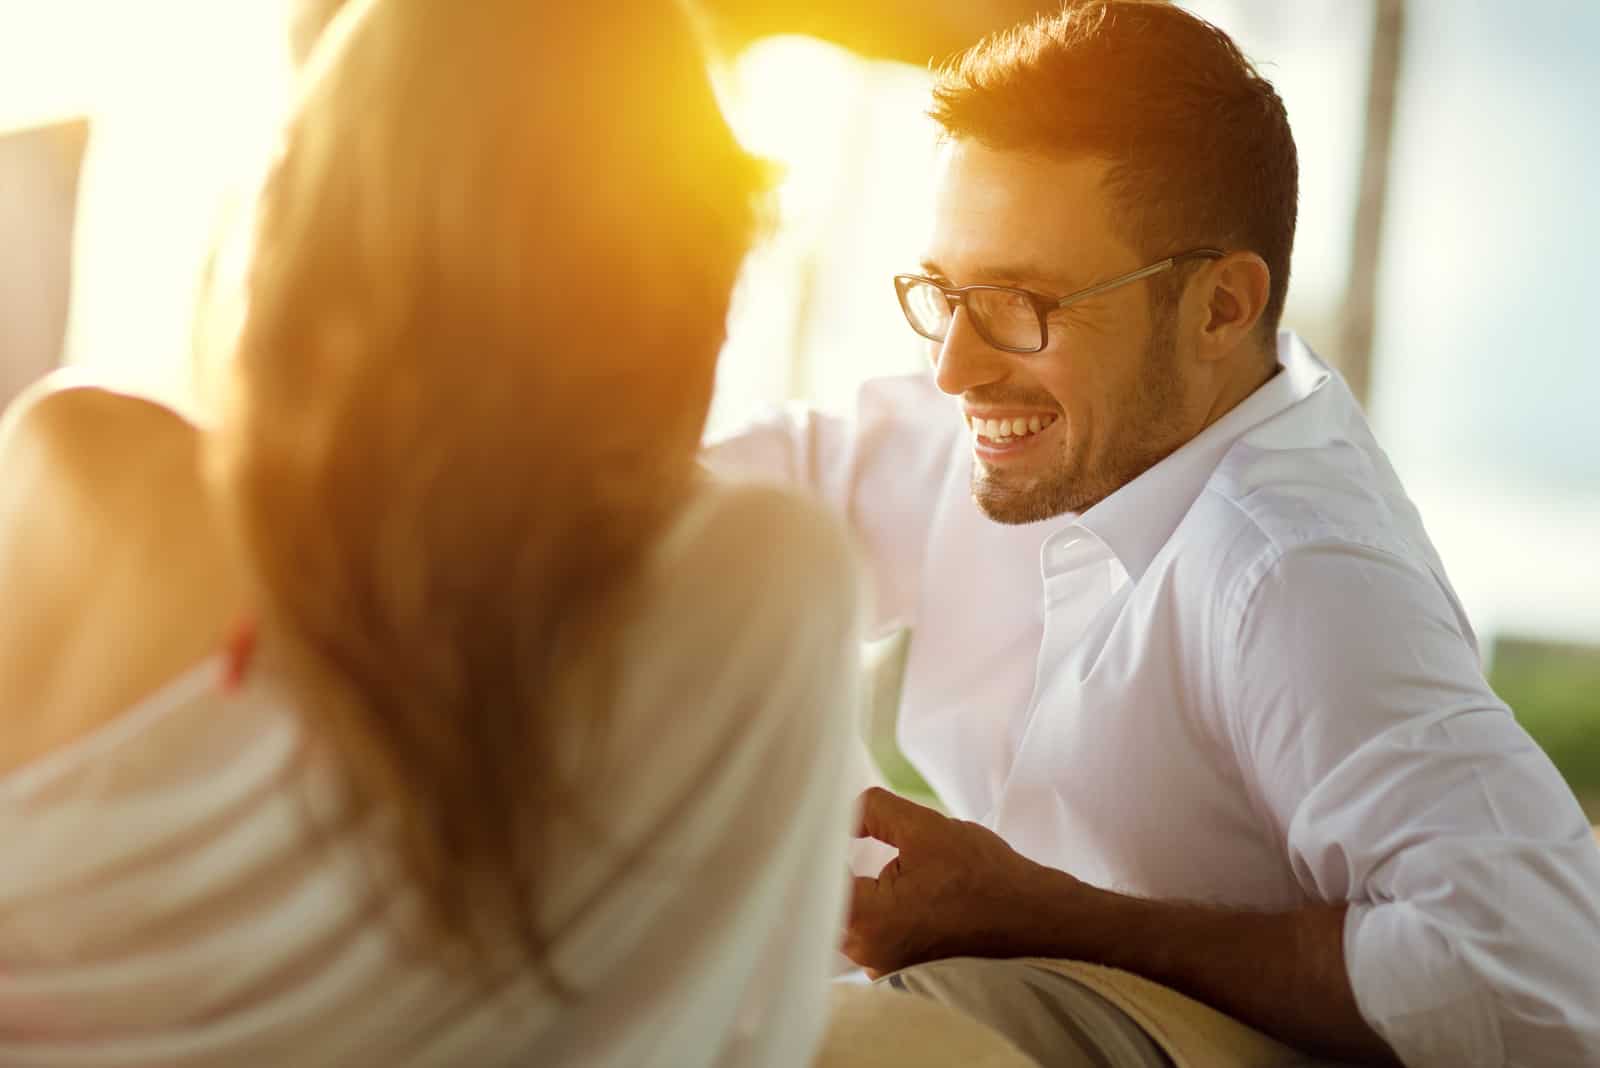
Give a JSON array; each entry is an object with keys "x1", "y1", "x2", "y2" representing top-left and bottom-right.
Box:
[{"x1": 969, "y1": 413, "x2": 1057, "y2": 442}]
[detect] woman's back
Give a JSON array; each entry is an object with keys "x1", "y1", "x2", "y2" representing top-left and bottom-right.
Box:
[
  {"x1": 0, "y1": 0, "x2": 866, "y2": 1060},
  {"x1": 0, "y1": 387, "x2": 862, "y2": 1065}
]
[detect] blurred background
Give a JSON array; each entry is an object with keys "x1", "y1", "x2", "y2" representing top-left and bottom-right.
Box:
[{"x1": 1, "y1": 0, "x2": 1595, "y2": 813}]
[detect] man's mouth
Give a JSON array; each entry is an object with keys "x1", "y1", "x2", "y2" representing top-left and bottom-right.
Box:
[{"x1": 966, "y1": 412, "x2": 1059, "y2": 453}]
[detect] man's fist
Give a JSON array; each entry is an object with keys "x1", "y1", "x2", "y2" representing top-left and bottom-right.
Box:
[{"x1": 843, "y1": 786, "x2": 1079, "y2": 977}]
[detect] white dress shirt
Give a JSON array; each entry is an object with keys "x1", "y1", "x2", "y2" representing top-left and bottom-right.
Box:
[
  {"x1": 706, "y1": 332, "x2": 1600, "y2": 1067},
  {"x1": 0, "y1": 483, "x2": 861, "y2": 1068}
]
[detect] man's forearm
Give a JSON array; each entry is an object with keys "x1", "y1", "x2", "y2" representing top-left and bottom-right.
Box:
[{"x1": 997, "y1": 867, "x2": 1402, "y2": 1066}]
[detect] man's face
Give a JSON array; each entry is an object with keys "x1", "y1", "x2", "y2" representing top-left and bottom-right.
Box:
[{"x1": 921, "y1": 141, "x2": 1197, "y2": 524}]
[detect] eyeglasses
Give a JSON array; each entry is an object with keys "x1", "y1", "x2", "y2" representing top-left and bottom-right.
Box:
[{"x1": 893, "y1": 248, "x2": 1225, "y2": 355}]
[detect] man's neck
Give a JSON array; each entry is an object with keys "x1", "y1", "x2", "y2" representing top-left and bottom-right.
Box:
[{"x1": 1200, "y1": 345, "x2": 1280, "y2": 433}]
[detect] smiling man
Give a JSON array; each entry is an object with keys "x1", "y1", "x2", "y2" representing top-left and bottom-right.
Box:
[
  {"x1": 899, "y1": 146, "x2": 1253, "y2": 525},
  {"x1": 707, "y1": 3, "x2": 1600, "y2": 1066}
]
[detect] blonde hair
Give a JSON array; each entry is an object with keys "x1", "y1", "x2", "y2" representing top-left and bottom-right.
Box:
[
  {"x1": 212, "y1": 0, "x2": 765, "y2": 979},
  {"x1": 288, "y1": 0, "x2": 349, "y2": 66}
]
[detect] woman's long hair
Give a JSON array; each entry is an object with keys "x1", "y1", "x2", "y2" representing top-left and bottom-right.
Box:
[{"x1": 210, "y1": 0, "x2": 765, "y2": 979}]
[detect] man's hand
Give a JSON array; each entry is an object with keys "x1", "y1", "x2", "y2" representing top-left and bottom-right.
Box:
[
  {"x1": 842, "y1": 789, "x2": 1401, "y2": 1065},
  {"x1": 843, "y1": 786, "x2": 1077, "y2": 977}
]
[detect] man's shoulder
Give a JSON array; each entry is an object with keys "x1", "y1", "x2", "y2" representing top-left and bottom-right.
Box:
[
  {"x1": 1202, "y1": 436, "x2": 1413, "y2": 559},
  {"x1": 1161, "y1": 433, "x2": 1427, "y2": 620}
]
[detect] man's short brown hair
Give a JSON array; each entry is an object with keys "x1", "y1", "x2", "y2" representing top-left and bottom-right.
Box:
[{"x1": 931, "y1": 0, "x2": 1299, "y2": 335}]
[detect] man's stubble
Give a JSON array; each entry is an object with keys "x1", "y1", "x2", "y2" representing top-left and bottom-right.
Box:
[{"x1": 972, "y1": 302, "x2": 1189, "y2": 525}]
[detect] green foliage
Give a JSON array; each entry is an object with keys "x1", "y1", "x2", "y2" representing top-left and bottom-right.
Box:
[
  {"x1": 1491, "y1": 638, "x2": 1600, "y2": 819},
  {"x1": 860, "y1": 629, "x2": 944, "y2": 812}
]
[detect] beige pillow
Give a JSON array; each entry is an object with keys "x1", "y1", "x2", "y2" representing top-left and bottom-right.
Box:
[{"x1": 815, "y1": 981, "x2": 1041, "y2": 1068}]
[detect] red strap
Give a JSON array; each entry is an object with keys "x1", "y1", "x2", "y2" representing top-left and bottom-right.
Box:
[{"x1": 221, "y1": 617, "x2": 259, "y2": 694}]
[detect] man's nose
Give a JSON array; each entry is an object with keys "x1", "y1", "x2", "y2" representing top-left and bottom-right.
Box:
[{"x1": 933, "y1": 308, "x2": 1009, "y2": 397}]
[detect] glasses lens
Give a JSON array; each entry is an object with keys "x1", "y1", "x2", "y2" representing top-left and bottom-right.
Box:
[
  {"x1": 966, "y1": 287, "x2": 1043, "y2": 352},
  {"x1": 898, "y1": 277, "x2": 953, "y2": 342}
]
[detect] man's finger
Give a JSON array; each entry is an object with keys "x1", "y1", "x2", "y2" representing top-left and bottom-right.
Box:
[
  {"x1": 843, "y1": 875, "x2": 881, "y2": 964},
  {"x1": 854, "y1": 785, "x2": 937, "y2": 848},
  {"x1": 849, "y1": 875, "x2": 879, "y2": 918}
]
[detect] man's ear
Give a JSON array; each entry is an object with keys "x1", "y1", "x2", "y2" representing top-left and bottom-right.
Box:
[{"x1": 1193, "y1": 251, "x2": 1271, "y2": 362}]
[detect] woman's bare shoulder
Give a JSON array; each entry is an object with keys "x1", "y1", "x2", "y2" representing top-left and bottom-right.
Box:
[
  {"x1": 0, "y1": 377, "x2": 200, "y2": 486},
  {"x1": 0, "y1": 379, "x2": 241, "y2": 771}
]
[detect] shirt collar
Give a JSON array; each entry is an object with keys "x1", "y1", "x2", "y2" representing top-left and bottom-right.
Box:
[{"x1": 1056, "y1": 331, "x2": 1333, "y2": 582}]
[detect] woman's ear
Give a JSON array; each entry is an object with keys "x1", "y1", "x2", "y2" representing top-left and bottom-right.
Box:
[{"x1": 1195, "y1": 251, "x2": 1271, "y2": 362}]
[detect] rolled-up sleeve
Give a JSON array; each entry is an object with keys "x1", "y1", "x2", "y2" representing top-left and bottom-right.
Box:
[
  {"x1": 1225, "y1": 541, "x2": 1600, "y2": 1067},
  {"x1": 702, "y1": 373, "x2": 959, "y2": 637}
]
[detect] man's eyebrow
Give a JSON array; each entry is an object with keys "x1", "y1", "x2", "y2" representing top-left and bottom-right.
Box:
[{"x1": 918, "y1": 258, "x2": 1079, "y2": 292}]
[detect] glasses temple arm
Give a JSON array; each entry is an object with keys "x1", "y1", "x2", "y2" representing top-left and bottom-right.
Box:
[{"x1": 1051, "y1": 249, "x2": 1226, "y2": 311}]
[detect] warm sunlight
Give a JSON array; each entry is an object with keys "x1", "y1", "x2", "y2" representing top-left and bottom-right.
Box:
[
  {"x1": 1, "y1": 0, "x2": 292, "y2": 408},
  {"x1": 0, "y1": 1, "x2": 291, "y2": 135},
  {"x1": 711, "y1": 35, "x2": 937, "y2": 431},
  {"x1": 721, "y1": 36, "x2": 860, "y2": 192}
]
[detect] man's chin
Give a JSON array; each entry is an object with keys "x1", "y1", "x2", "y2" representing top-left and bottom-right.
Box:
[{"x1": 971, "y1": 473, "x2": 1077, "y2": 526}]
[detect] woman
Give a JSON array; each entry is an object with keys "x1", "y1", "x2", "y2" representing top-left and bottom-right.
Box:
[{"x1": 0, "y1": 1, "x2": 861, "y2": 1064}]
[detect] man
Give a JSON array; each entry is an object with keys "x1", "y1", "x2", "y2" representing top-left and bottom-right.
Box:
[{"x1": 707, "y1": 3, "x2": 1600, "y2": 1066}]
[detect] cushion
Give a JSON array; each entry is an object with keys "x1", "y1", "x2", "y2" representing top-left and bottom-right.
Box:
[{"x1": 815, "y1": 981, "x2": 1041, "y2": 1068}]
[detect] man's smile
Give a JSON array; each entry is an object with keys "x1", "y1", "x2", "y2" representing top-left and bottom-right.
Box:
[{"x1": 965, "y1": 409, "x2": 1061, "y2": 462}]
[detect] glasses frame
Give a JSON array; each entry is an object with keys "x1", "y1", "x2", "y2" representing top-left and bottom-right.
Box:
[{"x1": 894, "y1": 247, "x2": 1227, "y2": 354}]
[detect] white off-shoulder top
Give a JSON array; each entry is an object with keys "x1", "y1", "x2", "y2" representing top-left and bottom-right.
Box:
[{"x1": 0, "y1": 483, "x2": 863, "y2": 1068}]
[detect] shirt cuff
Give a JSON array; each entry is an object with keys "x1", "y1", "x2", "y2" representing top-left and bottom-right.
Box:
[{"x1": 1344, "y1": 900, "x2": 1504, "y2": 1067}]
